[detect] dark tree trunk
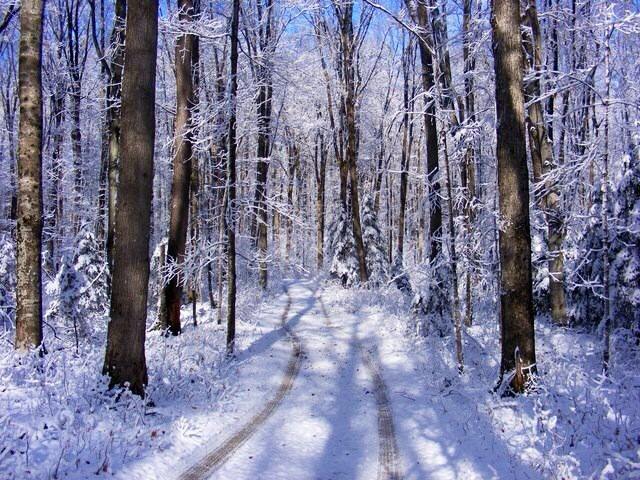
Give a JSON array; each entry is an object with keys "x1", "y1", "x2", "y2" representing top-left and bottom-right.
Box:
[
  {"x1": 226, "y1": 0, "x2": 240, "y2": 355},
  {"x1": 106, "y1": 0, "x2": 126, "y2": 274},
  {"x1": 462, "y1": 0, "x2": 477, "y2": 327},
  {"x1": 522, "y1": 0, "x2": 566, "y2": 326},
  {"x1": 314, "y1": 122, "x2": 327, "y2": 270},
  {"x1": 15, "y1": 0, "x2": 45, "y2": 350},
  {"x1": 251, "y1": 0, "x2": 274, "y2": 290},
  {"x1": 163, "y1": 0, "x2": 198, "y2": 336},
  {"x1": 103, "y1": 0, "x2": 158, "y2": 396},
  {"x1": 409, "y1": 0, "x2": 441, "y2": 264},
  {"x1": 491, "y1": 0, "x2": 537, "y2": 393}
]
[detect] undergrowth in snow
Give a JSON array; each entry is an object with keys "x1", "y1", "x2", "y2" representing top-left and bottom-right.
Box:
[
  {"x1": 320, "y1": 283, "x2": 640, "y2": 479},
  {"x1": 0, "y1": 281, "x2": 275, "y2": 479}
]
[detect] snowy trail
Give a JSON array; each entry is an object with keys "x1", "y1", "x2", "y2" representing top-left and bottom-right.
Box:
[
  {"x1": 176, "y1": 280, "x2": 402, "y2": 480},
  {"x1": 178, "y1": 291, "x2": 302, "y2": 480}
]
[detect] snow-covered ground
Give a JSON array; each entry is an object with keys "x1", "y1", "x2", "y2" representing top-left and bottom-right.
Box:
[{"x1": 1, "y1": 279, "x2": 638, "y2": 479}]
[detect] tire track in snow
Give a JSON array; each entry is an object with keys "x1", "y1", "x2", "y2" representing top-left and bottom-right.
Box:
[
  {"x1": 316, "y1": 292, "x2": 402, "y2": 480},
  {"x1": 178, "y1": 289, "x2": 302, "y2": 480},
  {"x1": 361, "y1": 346, "x2": 402, "y2": 480}
]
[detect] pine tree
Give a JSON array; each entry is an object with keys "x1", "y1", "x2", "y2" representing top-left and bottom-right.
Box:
[
  {"x1": 611, "y1": 152, "x2": 640, "y2": 334},
  {"x1": 329, "y1": 205, "x2": 360, "y2": 287},
  {"x1": 568, "y1": 187, "x2": 605, "y2": 327},
  {"x1": 361, "y1": 195, "x2": 388, "y2": 287},
  {"x1": 46, "y1": 252, "x2": 88, "y2": 350},
  {"x1": 74, "y1": 228, "x2": 108, "y2": 320}
]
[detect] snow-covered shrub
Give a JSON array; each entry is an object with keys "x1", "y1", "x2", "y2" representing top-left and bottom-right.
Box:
[
  {"x1": 610, "y1": 153, "x2": 639, "y2": 334},
  {"x1": 567, "y1": 186, "x2": 606, "y2": 327},
  {"x1": 0, "y1": 235, "x2": 15, "y2": 331},
  {"x1": 328, "y1": 205, "x2": 359, "y2": 286},
  {"x1": 74, "y1": 228, "x2": 109, "y2": 320},
  {"x1": 46, "y1": 251, "x2": 89, "y2": 347},
  {"x1": 361, "y1": 195, "x2": 388, "y2": 287}
]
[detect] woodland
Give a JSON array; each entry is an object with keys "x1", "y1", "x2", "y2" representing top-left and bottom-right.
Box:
[{"x1": 0, "y1": 0, "x2": 638, "y2": 478}]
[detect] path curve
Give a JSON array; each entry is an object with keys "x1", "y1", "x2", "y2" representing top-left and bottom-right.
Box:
[{"x1": 178, "y1": 289, "x2": 302, "y2": 480}]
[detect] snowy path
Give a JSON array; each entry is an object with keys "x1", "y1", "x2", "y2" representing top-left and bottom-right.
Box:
[
  {"x1": 119, "y1": 278, "x2": 533, "y2": 480},
  {"x1": 177, "y1": 280, "x2": 402, "y2": 480}
]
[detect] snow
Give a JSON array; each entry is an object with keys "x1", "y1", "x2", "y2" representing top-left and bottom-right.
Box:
[{"x1": 1, "y1": 279, "x2": 639, "y2": 479}]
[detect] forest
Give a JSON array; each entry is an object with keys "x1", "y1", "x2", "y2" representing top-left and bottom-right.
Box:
[{"x1": 0, "y1": 0, "x2": 638, "y2": 478}]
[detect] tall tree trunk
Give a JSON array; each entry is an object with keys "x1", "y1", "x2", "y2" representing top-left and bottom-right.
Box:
[
  {"x1": 408, "y1": 0, "x2": 441, "y2": 264},
  {"x1": 163, "y1": 0, "x2": 197, "y2": 336},
  {"x1": 106, "y1": 0, "x2": 126, "y2": 274},
  {"x1": 314, "y1": 124, "x2": 327, "y2": 270},
  {"x1": 15, "y1": 0, "x2": 45, "y2": 350},
  {"x1": 397, "y1": 40, "x2": 413, "y2": 262},
  {"x1": 251, "y1": 0, "x2": 274, "y2": 290},
  {"x1": 523, "y1": 0, "x2": 566, "y2": 325},
  {"x1": 492, "y1": 0, "x2": 537, "y2": 393},
  {"x1": 46, "y1": 81, "x2": 65, "y2": 273},
  {"x1": 339, "y1": 2, "x2": 368, "y2": 283},
  {"x1": 226, "y1": 0, "x2": 240, "y2": 355},
  {"x1": 103, "y1": 0, "x2": 158, "y2": 395},
  {"x1": 462, "y1": 0, "x2": 477, "y2": 327}
]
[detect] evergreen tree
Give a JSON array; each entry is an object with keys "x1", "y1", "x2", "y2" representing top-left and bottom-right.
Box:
[
  {"x1": 46, "y1": 252, "x2": 88, "y2": 349},
  {"x1": 611, "y1": 153, "x2": 639, "y2": 333},
  {"x1": 74, "y1": 228, "x2": 109, "y2": 320},
  {"x1": 361, "y1": 195, "x2": 388, "y2": 287},
  {"x1": 569, "y1": 186, "x2": 606, "y2": 327},
  {"x1": 328, "y1": 205, "x2": 359, "y2": 287}
]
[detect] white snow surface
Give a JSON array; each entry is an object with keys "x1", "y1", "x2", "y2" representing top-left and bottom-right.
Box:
[{"x1": 1, "y1": 278, "x2": 639, "y2": 479}]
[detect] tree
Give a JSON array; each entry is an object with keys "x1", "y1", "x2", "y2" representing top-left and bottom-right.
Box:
[
  {"x1": 103, "y1": 0, "x2": 159, "y2": 396},
  {"x1": 245, "y1": 0, "x2": 278, "y2": 290},
  {"x1": 491, "y1": 0, "x2": 537, "y2": 393},
  {"x1": 361, "y1": 195, "x2": 388, "y2": 287},
  {"x1": 226, "y1": 0, "x2": 240, "y2": 355},
  {"x1": 45, "y1": 251, "x2": 87, "y2": 351},
  {"x1": 14, "y1": 0, "x2": 45, "y2": 351},
  {"x1": 522, "y1": 0, "x2": 566, "y2": 326},
  {"x1": 163, "y1": 0, "x2": 199, "y2": 336}
]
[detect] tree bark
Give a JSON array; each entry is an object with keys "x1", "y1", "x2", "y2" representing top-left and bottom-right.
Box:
[
  {"x1": 408, "y1": 0, "x2": 441, "y2": 264},
  {"x1": 163, "y1": 0, "x2": 197, "y2": 336},
  {"x1": 105, "y1": 0, "x2": 126, "y2": 274},
  {"x1": 15, "y1": 0, "x2": 45, "y2": 350},
  {"x1": 492, "y1": 0, "x2": 537, "y2": 393},
  {"x1": 314, "y1": 116, "x2": 327, "y2": 270},
  {"x1": 522, "y1": 0, "x2": 566, "y2": 325},
  {"x1": 226, "y1": 0, "x2": 240, "y2": 355},
  {"x1": 103, "y1": 0, "x2": 158, "y2": 395}
]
